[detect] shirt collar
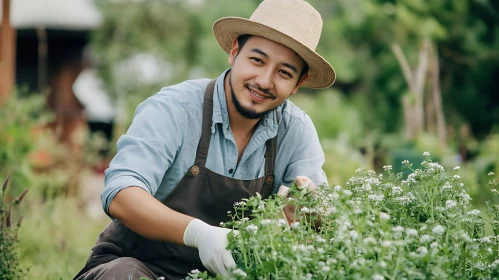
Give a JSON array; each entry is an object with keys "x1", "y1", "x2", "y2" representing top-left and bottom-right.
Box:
[{"x1": 211, "y1": 69, "x2": 280, "y2": 139}]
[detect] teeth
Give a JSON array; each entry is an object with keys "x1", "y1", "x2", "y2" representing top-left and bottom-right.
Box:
[{"x1": 250, "y1": 89, "x2": 265, "y2": 99}]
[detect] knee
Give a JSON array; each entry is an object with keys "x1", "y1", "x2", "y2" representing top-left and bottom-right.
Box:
[{"x1": 97, "y1": 257, "x2": 152, "y2": 279}]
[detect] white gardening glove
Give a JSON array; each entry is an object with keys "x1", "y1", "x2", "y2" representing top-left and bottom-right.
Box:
[{"x1": 183, "y1": 219, "x2": 236, "y2": 276}]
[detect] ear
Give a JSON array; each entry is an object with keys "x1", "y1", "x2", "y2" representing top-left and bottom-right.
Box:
[
  {"x1": 228, "y1": 39, "x2": 240, "y2": 65},
  {"x1": 290, "y1": 73, "x2": 309, "y2": 95}
]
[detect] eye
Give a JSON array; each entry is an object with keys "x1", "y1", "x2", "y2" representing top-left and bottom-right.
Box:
[
  {"x1": 279, "y1": 70, "x2": 292, "y2": 78},
  {"x1": 251, "y1": 57, "x2": 263, "y2": 64}
]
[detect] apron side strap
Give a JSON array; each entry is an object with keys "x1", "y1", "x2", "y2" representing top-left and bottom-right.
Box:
[
  {"x1": 261, "y1": 135, "x2": 277, "y2": 198},
  {"x1": 194, "y1": 79, "x2": 216, "y2": 167}
]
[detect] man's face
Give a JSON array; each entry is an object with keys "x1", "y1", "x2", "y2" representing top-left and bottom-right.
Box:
[{"x1": 227, "y1": 36, "x2": 308, "y2": 119}]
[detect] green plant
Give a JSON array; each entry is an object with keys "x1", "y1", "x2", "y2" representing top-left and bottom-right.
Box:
[
  {"x1": 0, "y1": 174, "x2": 28, "y2": 280},
  {"x1": 0, "y1": 91, "x2": 52, "y2": 196},
  {"x1": 187, "y1": 152, "x2": 499, "y2": 279}
]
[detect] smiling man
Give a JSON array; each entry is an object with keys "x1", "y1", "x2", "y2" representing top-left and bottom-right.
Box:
[{"x1": 75, "y1": 0, "x2": 335, "y2": 279}]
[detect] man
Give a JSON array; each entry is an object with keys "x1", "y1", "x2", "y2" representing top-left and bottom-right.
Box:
[{"x1": 75, "y1": 0, "x2": 335, "y2": 279}]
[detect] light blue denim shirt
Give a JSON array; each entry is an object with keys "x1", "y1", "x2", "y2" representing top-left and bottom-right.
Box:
[{"x1": 102, "y1": 69, "x2": 328, "y2": 217}]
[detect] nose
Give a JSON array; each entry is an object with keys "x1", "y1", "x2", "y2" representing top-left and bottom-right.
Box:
[{"x1": 255, "y1": 68, "x2": 274, "y2": 91}]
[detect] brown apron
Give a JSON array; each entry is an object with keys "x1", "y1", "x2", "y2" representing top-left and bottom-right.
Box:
[{"x1": 74, "y1": 80, "x2": 277, "y2": 280}]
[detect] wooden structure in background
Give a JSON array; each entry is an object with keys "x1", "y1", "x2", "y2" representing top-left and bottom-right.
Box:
[
  {"x1": 0, "y1": 0, "x2": 15, "y2": 105},
  {"x1": 1, "y1": 0, "x2": 101, "y2": 148}
]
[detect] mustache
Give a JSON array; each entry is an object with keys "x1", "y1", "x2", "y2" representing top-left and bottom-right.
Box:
[{"x1": 245, "y1": 83, "x2": 276, "y2": 100}]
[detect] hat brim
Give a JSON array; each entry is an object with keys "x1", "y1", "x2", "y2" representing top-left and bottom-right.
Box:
[{"x1": 213, "y1": 17, "x2": 336, "y2": 89}]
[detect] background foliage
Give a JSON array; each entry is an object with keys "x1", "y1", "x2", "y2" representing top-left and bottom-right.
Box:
[{"x1": 1, "y1": 0, "x2": 498, "y2": 279}]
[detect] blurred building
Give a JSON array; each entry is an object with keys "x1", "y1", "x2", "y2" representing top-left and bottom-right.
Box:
[{"x1": 0, "y1": 0, "x2": 101, "y2": 146}]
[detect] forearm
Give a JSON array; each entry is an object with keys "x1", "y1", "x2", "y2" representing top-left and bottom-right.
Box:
[{"x1": 108, "y1": 186, "x2": 194, "y2": 245}]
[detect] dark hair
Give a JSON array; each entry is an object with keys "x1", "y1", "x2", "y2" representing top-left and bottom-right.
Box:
[{"x1": 236, "y1": 34, "x2": 309, "y2": 81}]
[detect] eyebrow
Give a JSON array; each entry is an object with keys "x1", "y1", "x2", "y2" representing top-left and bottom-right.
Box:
[{"x1": 250, "y1": 48, "x2": 299, "y2": 74}]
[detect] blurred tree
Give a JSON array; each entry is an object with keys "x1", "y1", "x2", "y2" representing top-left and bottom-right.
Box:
[{"x1": 91, "y1": 0, "x2": 498, "y2": 140}]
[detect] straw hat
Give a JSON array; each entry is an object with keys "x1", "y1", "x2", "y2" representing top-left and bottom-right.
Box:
[{"x1": 213, "y1": 0, "x2": 335, "y2": 89}]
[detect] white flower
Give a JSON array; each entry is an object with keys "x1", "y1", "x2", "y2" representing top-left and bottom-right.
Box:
[
  {"x1": 453, "y1": 175, "x2": 461, "y2": 180},
  {"x1": 326, "y1": 206, "x2": 337, "y2": 215},
  {"x1": 363, "y1": 237, "x2": 376, "y2": 245},
  {"x1": 246, "y1": 224, "x2": 259, "y2": 234},
  {"x1": 406, "y1": 229, "x2": 418, "y2": 236},
  {"x1": 460, "y1": 232, "x2": 471, "y2": 242},
  {"x1": 454, "y1": 166, "x2": 460, "y2": 171},
  {"x1": 349, "y1": 230, "x2": 359, "y2": 240},
  {"x1": 291, "y1": 222, "x2": 300, "y2": 229},
  {"x1": 227, "y1": 211, "x2": 231, "y2": 214},
  {"x1": 417, "y1": 246, "x2": 428, "y2": 257},
  {"x1": 446, "y1": 200, "x2": 457, "y2": 209},
  {"x1": 276, "y1": 219, "x2": 287, "y2": 227},
  {"x1": 327, "y1": 258, "x2": 338, "y2": 265},
  {"x1": 260, "y1": 219, "x2": 272, "y2": 226},
  {"x1": 234, "y1": 201, "x2": 246, "y2": 206},
  {"x1": 379, "y1": 261, "x2": 387, "y2": 268},
  {"x1": 382, "y1": 240, "x2": 392, "y2": 247},
  {"x1": 334, "y1": 185, "x2": 342, "y2": 192},
  {"x1": 392, "y1": 226, "x2": 405, "y2": 232},
  {"x1": 442, "y1": 182, "x2": 452, "y2": 190},
  {"x1": 383, "y1": 165, "x2": 392, "y2": 171},
  {"x1": 459, "y1": 192, "x2": 471, "y2": 204},
  {"x1": 487, "y1": 248, "x2": 493, "y2": 253},
  {"x1": 430, "y1": 242, "x2": 438, "y2": 249},
  {"x1": 432, "y1": 225, "x2": 445, "y2": 236},
  {"x1": 488, "y1": 172, "x2": 496, "y2": 176},
  {"x1": 322, "y1": 266, "x2": 331, "y2": 272},
  {"x1": 380, "y1": 212, "x2": 390, "y2": 220},
  {"x1": 220, "y1": 222, "x2": 224, "y2": 226},
  {"x1": 301, "y1": 207, "x2": 311, "y2": 213},
  {"x1": 232, "y1": 268, "x2": 247, "y2": 277},
  {"x1": 467, "y1": 209, "x2": 481, "y2": 216},
  {"x1": 481, "y1": 237, "x2": 492, "y2": 243},
  {"x1": 423, "y1": 151, "x2": 430, "y2": 156},
  {"x1": 427, "y1": 162, "x2": 444, "y2": 172},
  {"x1": 316, "y1": 236, "x2": 326, "y2": 243},
  {"x1": 490, "y1": 259, "x2": 499, "y2": 269},
  {"x1": 392, "y1": 186, "x2": 403, "y2": 195},
  {"x1": 317, "y1": 248, "x2": 325, "y2": 254},
  {"x1": 373, "y1": 274, "x2": 384, "y2": 280},
  {"x1": 343, "y1": 190, "x2": 353, "y2": 196},
  {"x1": 368, "y1": 194, "x2": 385, "y2": 204},
  {"x1": 420, "y1": 235, "x2": 433, "y2": 243},
  {"x1": 191, "y1": 269, "x2": 201, "y2": 274},
  {"x1": 402, "y1": 160, "x2": 410, "y2": 165}
]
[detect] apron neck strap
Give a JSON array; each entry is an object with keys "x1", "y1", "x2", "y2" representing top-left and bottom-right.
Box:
[{"x1": 194, "y1": 79, "x2": 216, "y2": 167}]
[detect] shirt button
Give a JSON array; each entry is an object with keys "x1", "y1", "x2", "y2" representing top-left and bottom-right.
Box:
[{"x1": 228, "y1": 168, "x2": 234, "y2": 174}]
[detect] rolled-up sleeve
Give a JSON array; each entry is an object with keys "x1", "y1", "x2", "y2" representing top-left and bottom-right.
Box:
[
  {"x1": 102, "y1": 93, "x2": 186, "y2": 217},
  {"x1": 282, "y1": 114, "x2": 328, "y2": 188}
]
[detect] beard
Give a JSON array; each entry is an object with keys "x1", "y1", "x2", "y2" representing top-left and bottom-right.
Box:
[{"x1": 229, "y1": 74, "x2": 276, "y2": 120}]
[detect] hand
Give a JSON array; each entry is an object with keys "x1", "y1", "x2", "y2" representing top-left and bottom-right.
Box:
[
  {"x1": 183, "y1": 219, "x2": 236, "y2": 275},
  {"x1": 277, "y1": 175, "x2": 317, "y2": 198},
  {"x1": 278, "y1": 176, "x2": 321, "y2": 230}
]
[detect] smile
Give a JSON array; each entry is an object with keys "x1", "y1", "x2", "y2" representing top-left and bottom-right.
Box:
[{"x1": 247, "y1": 86, "x2": 271, "y2": 101}]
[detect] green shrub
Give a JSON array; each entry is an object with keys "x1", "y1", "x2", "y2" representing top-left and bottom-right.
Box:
[
  {"x1": 0, "y1": 174, "x2": 27, "y2": 280},
  {"x1": 188, "y1": 153, "x2": 499, "y2": 279}
]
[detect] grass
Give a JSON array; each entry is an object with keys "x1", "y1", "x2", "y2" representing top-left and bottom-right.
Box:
[{"x1": 17, "y1": 195, "x2": 109, "y2": 280}]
